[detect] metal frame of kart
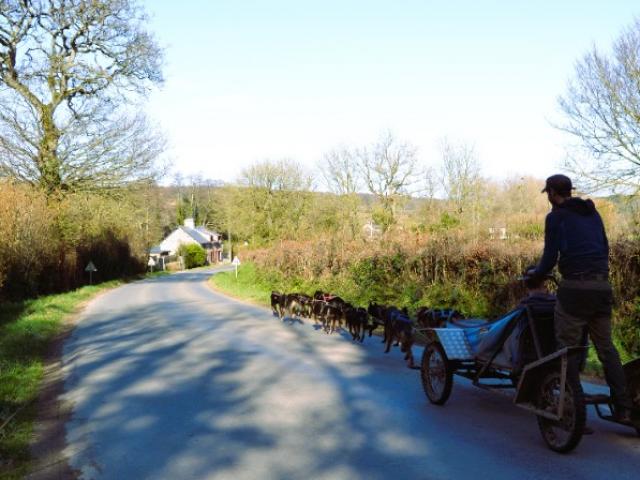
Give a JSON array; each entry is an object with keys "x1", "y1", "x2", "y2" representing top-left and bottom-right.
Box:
[
  {"x1": 417, "y1": 307, "x2": 589, "y2": 454},
  {"x1": 416, "y1": 305, "x2": 585, "y2": 419},
  {"x1": 417, "y1": 301, "x2": 640, "y2": 453}
]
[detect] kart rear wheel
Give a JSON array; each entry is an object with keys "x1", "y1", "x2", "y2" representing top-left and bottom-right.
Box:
[
  {"x1": 421, "y1": 342, "x2": 453, "y2": 405},
  {"x1": 535, "y1": 370, "x2": 586, "y2": 453}
]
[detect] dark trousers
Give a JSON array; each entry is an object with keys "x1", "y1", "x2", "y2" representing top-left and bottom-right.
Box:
[{"x1": 555, "y1": 279, "x2": 632, "y2": 409}]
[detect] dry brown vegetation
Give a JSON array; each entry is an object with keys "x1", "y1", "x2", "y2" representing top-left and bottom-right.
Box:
[{"x1": 0, "y1": 181, "x2": 165, "y2": 300}]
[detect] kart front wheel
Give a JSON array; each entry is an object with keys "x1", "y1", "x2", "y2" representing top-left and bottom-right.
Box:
[
  {"x1": 535, "y1": 370, "x2": 586, "y2": 453},
  {"x1": 421, "y1": 342, "x2": 453, "y2": 405}
]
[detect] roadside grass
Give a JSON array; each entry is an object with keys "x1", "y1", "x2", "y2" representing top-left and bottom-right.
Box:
[
  {"x1": 209, "y1": 263, "x2": 271, "y2": 307},
  {"x1": 0, "y1": 271, "x2": 169, "y2": 480}
]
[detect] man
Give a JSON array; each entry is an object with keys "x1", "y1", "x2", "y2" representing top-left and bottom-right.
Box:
[{"x1": 531, "y1": 174, "x2": 632, "y2": 423}]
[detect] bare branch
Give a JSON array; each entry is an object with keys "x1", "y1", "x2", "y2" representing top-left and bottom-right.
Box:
[
  {"x1": 319, "y1": 146, "x2": 361, "y2": 195},
  {"x1": 556, "y1": 18, "x2": 640, "y2": 194},
  {"x1": 356, "y1": 131, "x2": 421, "y2": 229},
  {"x1": 0, "y1": 0, "x2": 164, "y2": 194}
]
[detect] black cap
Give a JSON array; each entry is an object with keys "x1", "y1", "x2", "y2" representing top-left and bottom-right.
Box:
[{"x1": 541, "y1": 174, "x2": 574, "y2": 194}]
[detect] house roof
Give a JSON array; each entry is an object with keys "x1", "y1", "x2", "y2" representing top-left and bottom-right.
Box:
[
  {"x1": 181, "y1": 226, "x2": 211, "y2": 244},
  {"x1": 149, "y1": 245, "x2": 163, "y2": 254},
  {"x1": 181, "y1": 226, "x2": 222, "y2": 245},
  {"x1": 195, "y1": 225, "x2": 219, "y2": 237},
  {"x1": 152, "y1": 224, "x2": 222, "y2": 254}
]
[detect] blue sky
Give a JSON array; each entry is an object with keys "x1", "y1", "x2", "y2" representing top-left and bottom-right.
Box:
[{"x1": 141, "y1": 1, "x2": 640, "y2": 186}]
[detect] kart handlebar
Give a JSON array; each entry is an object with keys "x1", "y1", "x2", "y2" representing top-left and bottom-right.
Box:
[{"x1": 517, "y1": 272, "x2": 558, "y2": 286}]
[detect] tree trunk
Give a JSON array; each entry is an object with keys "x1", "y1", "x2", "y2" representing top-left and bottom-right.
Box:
[{"x1": 38, "y1": 105, "x2": 62, "y2": 193}]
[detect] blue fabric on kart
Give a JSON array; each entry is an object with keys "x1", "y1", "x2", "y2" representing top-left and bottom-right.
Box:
[
  {"x1": 463, "y1": 309, "x2": 524, "y2": 358},
  {"x1": 449, "y1": 318, "x2": 493, "y2": 328}
]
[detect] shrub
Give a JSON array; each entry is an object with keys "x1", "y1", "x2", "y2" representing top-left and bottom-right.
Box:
[
  {"x1": 243, "y1": 232, "x2": 640, "y2": 359},
  {"x1": 0, "y1": 183, "x2": 153, "y2": 300},
  {"x1": 0, "y1": 183, "x2": 56, "y2": 298},
  {"x1": 178, "y1": 243, "x2": 207, "y2": 269},
  {"x1": 75, "y1": 230, "x2": 145, "y2": 284}
]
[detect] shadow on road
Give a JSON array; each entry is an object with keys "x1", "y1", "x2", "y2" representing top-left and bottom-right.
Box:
[{"x1": 51, "y1": 273, "x2": 640, "y2": 480}]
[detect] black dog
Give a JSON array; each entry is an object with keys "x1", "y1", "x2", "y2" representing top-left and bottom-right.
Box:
[
  {"x1": 384, "y1": 306, "x2": 415, "y2": 368},
  {"x1": 367, "y1": 302, "x2": 388, "y2": 341},
  {"x1": 344, "y1": 305, "x2": 370, "y2": 342},
  {"x1": 271, "y1": 291, "x2": 285, "y2": 318},
  {"x1": 415, "y1": 307, "x2": 462, "y2": 328}
]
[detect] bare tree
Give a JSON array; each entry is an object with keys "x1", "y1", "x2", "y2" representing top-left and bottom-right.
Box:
[
  {"x1": 241, "y1": 158, "x2": 312, "y2": 192},
  {"x1": 0, "y1": 0, "x2": 164, "y2": 195},
  {"x1": 319, "y1": 146, "x2": 360, "y2": 195},
  {"x1": 238, "y1": 158, "x2": 313, "y2": 242},
  {"x1": 319, "y1": 146, "x2": 363, "y2": 238},
  {"x1": 439, "y1": 137, "x2": 481, "y2": 213},
  {"x1": 557, "y1": 18, "x2": 640, "y2": 193},
  {"x1": 422, "y1": 165, "x2": 438, "y2": 202},
  {"x1": 357, "y1": 131, "x2": 421, "y2": 229}
]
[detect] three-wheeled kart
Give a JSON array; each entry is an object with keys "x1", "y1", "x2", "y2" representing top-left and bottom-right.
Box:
[{"x1": 417, "y1": 296, "x2": 640, "y2": 453}]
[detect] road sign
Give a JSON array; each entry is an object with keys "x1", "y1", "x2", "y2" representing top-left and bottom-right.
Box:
[
  {"x1": 232, "y1": 256, "x2": 241, "y2": 278},
  {"x1": 85, "y1": 261, "x2": 97, "y2": 285},
  {"x1": 148, "y1": 257, "x2": 156, "y2": 267}
]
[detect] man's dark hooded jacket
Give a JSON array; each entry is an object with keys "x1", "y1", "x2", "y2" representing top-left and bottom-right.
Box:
[{"x1": 535, "y1": 197, "x2": 609, "y2": 279}]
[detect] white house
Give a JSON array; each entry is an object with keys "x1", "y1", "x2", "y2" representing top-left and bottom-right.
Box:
[
  {"x1": 488, "y1": 226, "x2": 508, "y2": 240},
  {"x1": 363, "y1": 220, "x2": 383, "y2": 239},
  {"x1": 151, "y1": 218, "x2": 223, "y2": 265}
]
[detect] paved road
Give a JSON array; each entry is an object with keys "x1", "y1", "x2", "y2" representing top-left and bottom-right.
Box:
[{"x1": 51, "y1": 269, "x2": 640, "y2": 479}]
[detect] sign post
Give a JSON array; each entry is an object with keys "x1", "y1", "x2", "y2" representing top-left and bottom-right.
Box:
[
  {"x1": 85, "y1": 261, "x2": 97, "y2": 285},
  {"x1": 147, "y1": 256, "x2": 156, "y2": 272},
  {"x1": 232, "y1": 256, "x2": 241, "y2": 279}
]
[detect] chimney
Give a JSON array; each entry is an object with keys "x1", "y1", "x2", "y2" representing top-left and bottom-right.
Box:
[{"x1": 184, "y1": 218, "x2": 195, "y2": 229}]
